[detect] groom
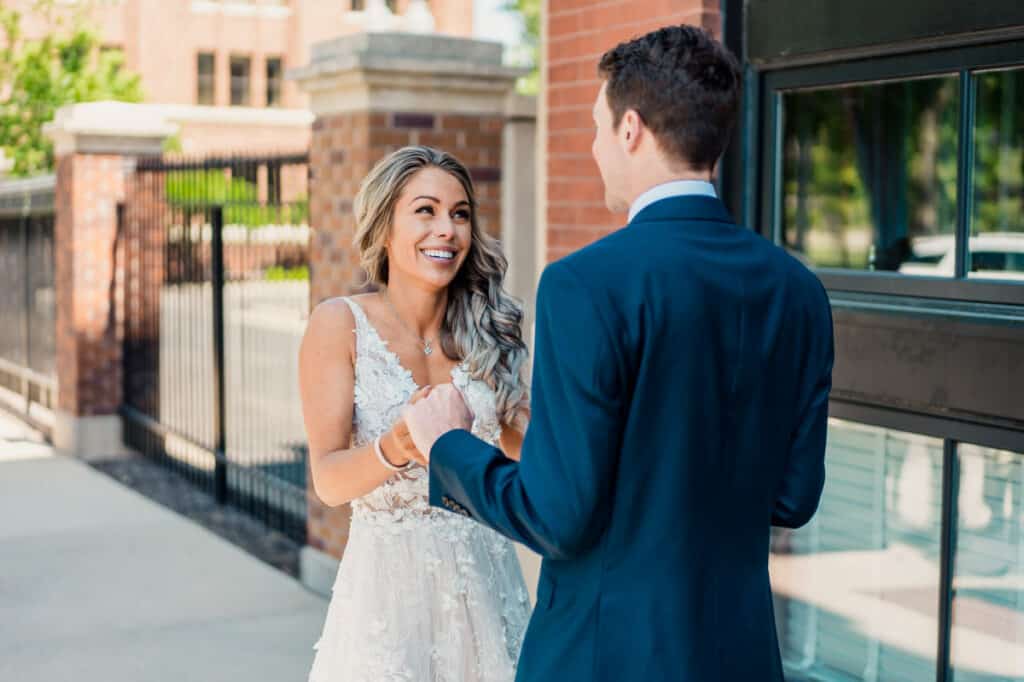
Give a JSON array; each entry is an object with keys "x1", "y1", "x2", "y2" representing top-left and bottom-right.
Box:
[{"x1": 404, "y1": 25, "x2": 834, "y2": 681}]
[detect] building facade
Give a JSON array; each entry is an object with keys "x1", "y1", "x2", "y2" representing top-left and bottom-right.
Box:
[{"x1": 10, "y1": 0, "x2": 475, "y2": 153}]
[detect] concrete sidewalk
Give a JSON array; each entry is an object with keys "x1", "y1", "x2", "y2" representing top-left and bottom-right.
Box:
[{"x1": 0, "y1": 410, "x2": 327, "y2": 682}]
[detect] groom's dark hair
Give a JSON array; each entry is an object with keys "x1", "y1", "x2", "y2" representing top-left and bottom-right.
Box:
[{"x1": 598, "y1": 25, "x2": 741, "y2": 171}]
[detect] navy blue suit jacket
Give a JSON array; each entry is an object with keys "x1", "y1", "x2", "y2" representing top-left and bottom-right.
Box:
[{"x1": 430, "y1": 195, "x2": 834, "y2": 681}]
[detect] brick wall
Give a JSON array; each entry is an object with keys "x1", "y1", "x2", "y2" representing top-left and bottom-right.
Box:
[
  {"x1": 120, "y1": 170, "x2": 167, "y2": 418},
  {"x1": 545, "y1": 0, "x2": 721, "y2": 262},
  {"x1": 54, "y1": 154, "x2": 125, "y2": 416},
  {"x1": 306, "y1": 108, "x2": 506, "y2": 560}
]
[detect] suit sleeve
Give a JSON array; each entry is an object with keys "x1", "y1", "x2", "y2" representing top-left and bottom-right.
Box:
[
  {"x1": 429, "y1": 261, "x2": 625, "y2": 560},
  {"x1": 772, "y1": 285, "x2": 835, "y2": 528}
]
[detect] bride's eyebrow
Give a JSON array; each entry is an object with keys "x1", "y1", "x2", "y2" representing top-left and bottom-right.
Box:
[{"x1": 410, "y1": 195, "x2": 440, "y2": 204}]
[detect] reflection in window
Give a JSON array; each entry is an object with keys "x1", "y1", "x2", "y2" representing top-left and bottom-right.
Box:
[
  {"x1": 972, "y1": 69, "x2": 1024, "y2": 282},
  {"x1": 781, "y1": 77, "x2": 960, "y2": 275},
  {"x1": 771, "y1": 420, "x2": 943, "y2": 681},
  {"x1": 951, "y1": 443, "x2": 1024, "y2": 681}
]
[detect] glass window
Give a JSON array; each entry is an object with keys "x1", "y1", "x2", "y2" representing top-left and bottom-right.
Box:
[
  {"x1": 780, "y1": 76, "x2": 960, "y2": 275},
  {"x1": 266, "y1": 56, "x2": 283, "y2": 108},
  {"x1": 230, "y1": 55, "x2": 251, "y2": 107},
  {"x1": 972, "y1": 68, "x2": 1024, "y2": 283},
  {"x1": 771, "y1": 419, "x2": 943, "y2": 681},
  {"x1": 197, "y1": 52, "x2": 215, "y2": 106},
  {"x1": 350, "y1": 0, "x2": 397, "y2": 11},
  {"x1": 951, "y1": 443, "x2": 1024, "y2": 681}
]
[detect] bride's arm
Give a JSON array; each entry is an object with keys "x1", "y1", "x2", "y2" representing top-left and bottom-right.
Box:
[
  {"x1": 299, "y1": 299, "x2": 417, "y2": 507},
  {"x1": 498, "y1": 410, "x2": 529, "y2": 461}
]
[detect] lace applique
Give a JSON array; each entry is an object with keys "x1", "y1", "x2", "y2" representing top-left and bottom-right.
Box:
[{"x1": 307, "y1": 297, "x2": 530, "y2": 682}]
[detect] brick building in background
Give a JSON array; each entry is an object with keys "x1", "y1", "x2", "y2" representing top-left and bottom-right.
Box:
[
  {"x1": 542, "y1": 0, "x2": 720, "y2": 262},
  {"x1": 9, "y1": 0, "x2": 475, "y2": 154}
]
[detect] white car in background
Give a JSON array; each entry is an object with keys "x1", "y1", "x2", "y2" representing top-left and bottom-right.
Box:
[{"x1": 898, "y1": 232, "x2": 1024, "y2": 281}]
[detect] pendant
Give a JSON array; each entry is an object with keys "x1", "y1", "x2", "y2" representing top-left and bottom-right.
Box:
[{"x1": 423, "y1": 341, "x2": 433, "y2": 356}]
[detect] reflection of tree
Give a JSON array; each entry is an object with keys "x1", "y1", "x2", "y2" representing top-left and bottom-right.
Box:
[
  {"x1": 974, "y1": 70, "x2": 1024, "y2": 236},
  {"x1": 784, "y1": 91, "x2": 867, "y2": 268},
  {"x1": 783, "y1": 78, "x2": 960, "y2": 270}
]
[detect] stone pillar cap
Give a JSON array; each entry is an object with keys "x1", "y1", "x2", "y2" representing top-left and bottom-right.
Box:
[
  {"x1": 44, "y1": 101, "x2": 179, "y2": 157},
  {"x1": 293, "y1": 31, "x2": 526, "y2": 82},
  {"x1": 291, "y1": 33, "x2": 528, "y2": 117}
]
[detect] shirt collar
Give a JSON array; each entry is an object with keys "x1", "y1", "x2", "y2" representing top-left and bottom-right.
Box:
[{"x1": 628, "y1": 180, "x2": 718, "y2": 223}]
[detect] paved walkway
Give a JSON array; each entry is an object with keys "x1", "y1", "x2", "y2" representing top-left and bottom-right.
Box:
[{"x1": 0, "y1": 409, "x2": 327, "y2": 682}]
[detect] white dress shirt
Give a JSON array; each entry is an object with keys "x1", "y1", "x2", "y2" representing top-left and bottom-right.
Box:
[{"x1": 627, "y1": 179, "x2": 718, "y2": 223}]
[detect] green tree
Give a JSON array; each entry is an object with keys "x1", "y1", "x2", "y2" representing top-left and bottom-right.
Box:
[
  {"x1": 506, "y1": 0, "x2": 540, "y2": 94},
  {"x1": 0, "y1": 1, "x2": 143, "y2": 176}
]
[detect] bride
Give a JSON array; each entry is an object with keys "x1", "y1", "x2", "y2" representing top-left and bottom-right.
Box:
[{"x1": 298, "y1": 146, "x2": 532, "y2": 681}]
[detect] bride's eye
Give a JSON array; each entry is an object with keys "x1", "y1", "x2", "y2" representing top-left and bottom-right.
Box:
[
  {"x1": 416, "y1": 205, "x2": 435, "y2": 215},
  {"x1": 453, "y1": 209, "x2": 470, "y2": 221}
]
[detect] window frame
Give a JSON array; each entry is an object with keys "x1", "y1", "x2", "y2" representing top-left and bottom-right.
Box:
[
  {"x1": 229, "y1": 54, "x2": 252, "y2": 107},
  {"x1": 265, "y1": 56, "x2": 283, "y2": 108},
  {"x1": 196, "y1": 51, "x2": 216, "y2": 106},
  {"x1": 758, "y1": 39, "x2": 1024, "y2": 305}
]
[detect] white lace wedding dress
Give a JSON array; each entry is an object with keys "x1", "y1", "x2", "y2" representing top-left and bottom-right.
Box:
[{"x1": 307, "y1": 297, "x2": 531, "y2": 682}]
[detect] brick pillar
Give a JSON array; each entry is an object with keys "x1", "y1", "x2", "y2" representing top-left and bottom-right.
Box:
[
  {"x1": 121, "y1": 167, "x2": 167, "y2": 420},
  {"x1": 292, "y1": 31, "x2": 524, "y2": 586},
  {"x1": 544, "y1": 0, "x2": 722, "y2": 262},
  {"x1": 45, "y1": 102, "x2": 175, "y2": 456}
]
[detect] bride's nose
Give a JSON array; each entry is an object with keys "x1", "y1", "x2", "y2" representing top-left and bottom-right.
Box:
[{"x1": 433, "y1": 217, "x2": 454, "y2": 239}]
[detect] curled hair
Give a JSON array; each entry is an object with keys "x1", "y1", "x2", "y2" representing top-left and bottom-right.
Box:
[{"x1": 353, "y1": 146, "x2": 529, "y2": 428}]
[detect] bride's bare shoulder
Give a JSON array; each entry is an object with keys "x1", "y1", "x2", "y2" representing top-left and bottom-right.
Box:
[{"x1": 302, "y1": 297, "x2": 358, "y2": 361}]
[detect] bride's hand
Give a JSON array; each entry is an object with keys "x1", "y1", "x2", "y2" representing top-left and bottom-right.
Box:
[{"x1": 385, "y1": 386, "x2": 432, "y2": 467}]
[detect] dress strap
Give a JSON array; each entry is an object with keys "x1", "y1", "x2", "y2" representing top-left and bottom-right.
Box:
[
  {"x1": 341, "y1": 297, "x2": 372, "y2": 355},
  {"x1": 341, "y1": 296, "x2": 370, "y2": 331}
]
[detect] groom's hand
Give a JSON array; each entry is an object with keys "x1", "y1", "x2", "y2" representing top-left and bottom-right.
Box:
[{"x1": 402, "y1": 384, "x2": 474, "y2": 461}]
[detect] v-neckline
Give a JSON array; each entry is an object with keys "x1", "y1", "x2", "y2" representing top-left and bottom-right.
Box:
[{"x1": 347, "y1": 296, "x2": 460, "y2": 391}]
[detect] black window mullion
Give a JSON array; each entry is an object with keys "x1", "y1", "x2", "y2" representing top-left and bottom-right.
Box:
[
  {"x1": 936, "y1": 439, "x2": 960, "y2": 682},
  {"x1": 955, "y1": 70, "x2": 976, "y2": 279},
  {"x1": 769, "y1": 91, "x2": 784, "y2": 244}
]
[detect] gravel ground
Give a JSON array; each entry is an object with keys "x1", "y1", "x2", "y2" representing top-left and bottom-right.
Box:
[{"x1": 89, "y1": 453, "x2": 303, "y2": 579}]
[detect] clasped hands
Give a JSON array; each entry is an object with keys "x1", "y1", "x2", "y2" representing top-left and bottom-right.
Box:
[{"x1": 381, "y1": 384, "x2": 474, "y2": 468}]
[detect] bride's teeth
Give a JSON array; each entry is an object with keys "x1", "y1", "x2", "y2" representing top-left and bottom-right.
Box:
[{"x1": 423, "y1": 250, "x2": 454, "y2": 260}]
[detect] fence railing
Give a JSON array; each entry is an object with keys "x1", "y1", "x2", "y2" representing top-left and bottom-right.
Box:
[
  {"x1": 120, "y1": 152, "x2": 310, "y2": 543},
  {"x1": 0, "y1": 175, "x2": 57, "y2": 424}
]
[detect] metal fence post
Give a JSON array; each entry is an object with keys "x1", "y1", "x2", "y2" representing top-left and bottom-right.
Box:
[
  {"x1": 211, "y1": 204, "x2": 228, "y2": 504},
  {"x1": 20, "y1": 206, "x2": 31, "y2": 413}
]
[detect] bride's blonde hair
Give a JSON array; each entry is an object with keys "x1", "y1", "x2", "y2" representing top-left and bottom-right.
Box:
[{"x1": 353, "y1": 146, "x2": 528, "y2": 428}]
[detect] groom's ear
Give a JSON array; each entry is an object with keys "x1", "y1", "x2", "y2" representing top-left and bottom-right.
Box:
[{"x1": 619, "y1": 109, "x2": 644, "y2": 154}]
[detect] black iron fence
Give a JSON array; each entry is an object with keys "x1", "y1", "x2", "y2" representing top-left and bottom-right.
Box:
[
  {"x1": 120, "y1": 153, "x2": 310, "y2": 542},
  {"x1": 0, "y1": 176, "x2": 57, "y2": 420}
]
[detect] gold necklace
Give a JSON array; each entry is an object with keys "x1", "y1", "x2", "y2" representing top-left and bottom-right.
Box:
[{"x1": 384, "y1": 291, "x2": 435, "y2": 356}]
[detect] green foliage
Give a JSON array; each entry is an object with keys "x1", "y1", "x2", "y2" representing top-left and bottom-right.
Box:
[
  {"x1": 165, "y1": 170, "x2": 309, "y2": 227},
  {"x1": 972, "y1": 70, "x2": 1024, "y2": 235},
  {"x1": 0, "y1": 1, "x2": 144, "y2": 176},
  {"x1": 264, "y1": 265, "x2": 309, "y2": 281},
  {"x1": 505, "y1": 0, "x2": 540, "y2": 95},
  {"x1": 162, "y1": 134, "x2": 183, "y2": 154}
]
